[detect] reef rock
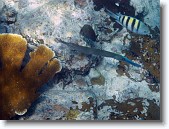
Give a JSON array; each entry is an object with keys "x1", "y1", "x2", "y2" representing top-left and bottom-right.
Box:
[{"x1": 0, "y1": 0, "x2": 160, "y2": 120}]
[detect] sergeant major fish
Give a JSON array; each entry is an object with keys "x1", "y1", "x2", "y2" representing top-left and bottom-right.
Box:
[{"x1": 106, "y1": 9, "x2": 150, "y2": 35}]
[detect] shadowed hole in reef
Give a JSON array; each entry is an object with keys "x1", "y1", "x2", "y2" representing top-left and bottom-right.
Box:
[
  {"x1": 92, "y1": 0, "x2": 135, "y2": 16},
  {"x1": 80, "y1": 24, "x2": 97, "y2": 47}
]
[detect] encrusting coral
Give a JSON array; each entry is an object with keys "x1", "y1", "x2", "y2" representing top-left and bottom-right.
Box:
[{"x1": 0, "y1": 34, "x2": 62, "y2": 120}]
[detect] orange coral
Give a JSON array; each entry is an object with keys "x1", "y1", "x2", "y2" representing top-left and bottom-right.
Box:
[{"x1": 0, "y1": 34, "x2": 62, "y2": 119}]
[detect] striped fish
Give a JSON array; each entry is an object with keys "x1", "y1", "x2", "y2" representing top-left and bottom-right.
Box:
[{"x1": 106, "y1": 9, "x2": 150, "y2": 35}]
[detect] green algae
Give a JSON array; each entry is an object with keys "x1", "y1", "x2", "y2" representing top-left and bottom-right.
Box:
[{"x1": 66, "y1": 109, "x2": 80, "y2": 120}]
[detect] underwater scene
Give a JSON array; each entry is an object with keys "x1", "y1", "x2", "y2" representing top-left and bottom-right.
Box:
[{"x1": 0, "y1": 0, "x2": 160, "y2": 120}]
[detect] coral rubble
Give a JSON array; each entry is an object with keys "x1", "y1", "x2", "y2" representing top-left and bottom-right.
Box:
[
  {"x1": 121, "y1": 35, "x2": 160, "y2": 83},
  {"x1": 98, "y1": 98, "x2": 160, "y2": 120},
  {"x1": 0, "y1": 34, "x2": 61, "y2": 119}
]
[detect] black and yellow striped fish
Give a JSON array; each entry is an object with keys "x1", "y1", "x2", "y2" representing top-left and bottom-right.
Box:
[{"x1": 106, "y1": 9, "x2": 150, "y2": 35}]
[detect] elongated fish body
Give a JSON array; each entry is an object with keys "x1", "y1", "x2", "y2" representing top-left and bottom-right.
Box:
[
  {"x1": 56, "y1": 38, "x2": 141, "y2": 67},
  {"x1": 106, "y1": 9, "x2": 150, "y2": 35}
]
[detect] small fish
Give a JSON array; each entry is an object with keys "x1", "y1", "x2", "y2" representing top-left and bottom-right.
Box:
[
  {"x1": 56, "y1": 38, "x2": 141, "y2": 67},
  {"x1": 106, "y1": 9, "x2": 150, "y2": 35}
]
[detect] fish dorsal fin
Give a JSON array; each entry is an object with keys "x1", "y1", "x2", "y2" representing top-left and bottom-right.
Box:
[
  {"x1": 117, "y1": 12, "x2": 122, "y2": 16},
  {"x1": 105, "y1": 8, "x2": 119, "y2": 20}
]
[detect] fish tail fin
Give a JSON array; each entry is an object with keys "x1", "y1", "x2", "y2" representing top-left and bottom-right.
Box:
[
  {"x1": 122, "y1": 57, "x2": 141, "y2": 67},
  {"x1": 105, "y1": 8, "x2": 119, "y2": 20}
]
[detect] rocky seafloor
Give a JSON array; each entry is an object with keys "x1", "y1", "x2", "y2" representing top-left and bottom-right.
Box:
[{"x1": 0, "y1": 0, "x2": 160, "y2": 120}]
